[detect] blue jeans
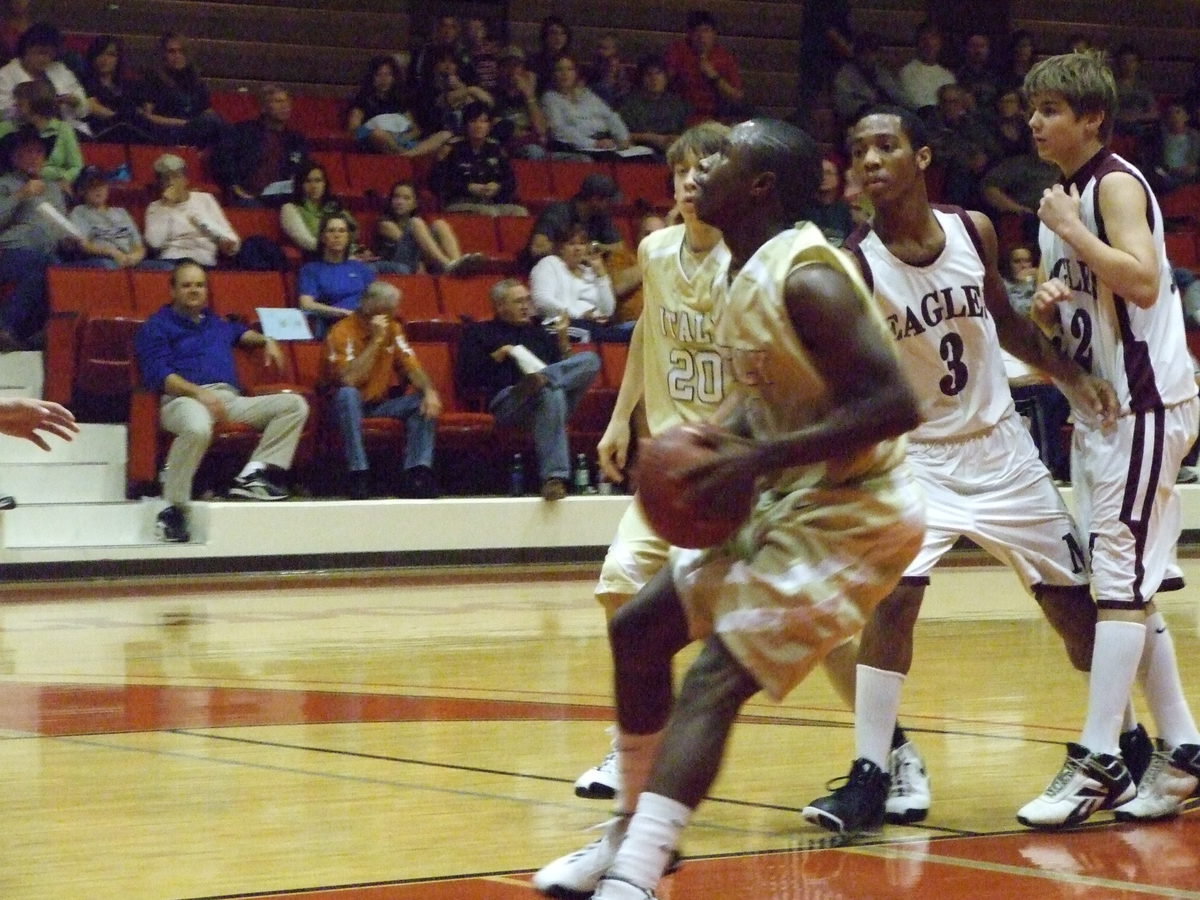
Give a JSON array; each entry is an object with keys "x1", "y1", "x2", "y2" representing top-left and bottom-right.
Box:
[
  {"x1": 0, "y1": 248, "x2": 53, "y2": 340},
  {"x1": 488, "y1": 352, "x2": 600, "y2": 481},
  {"x1": 332, "y1": 386, "x2": 436, "y2": 473}
]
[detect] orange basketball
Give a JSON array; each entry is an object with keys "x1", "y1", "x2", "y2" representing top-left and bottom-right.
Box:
[{"x1": 635, "y1": 424, "x2": 757, "y2": 549}]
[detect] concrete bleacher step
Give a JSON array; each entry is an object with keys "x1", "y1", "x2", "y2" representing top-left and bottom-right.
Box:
[
  {"x1": 0, "y1": 499, "x2": 181, "y2": 549},
  {"x1": 0, "y1": 424, "x2": 127, "y2": 505},
  {"x1": 0, "y1": 351, "x2": 43, "y2": 400}
]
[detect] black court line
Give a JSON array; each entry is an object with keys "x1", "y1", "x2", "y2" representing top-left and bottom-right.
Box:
[{"x1": 173, "y1": 729, "x2": 981, "y2": 837}]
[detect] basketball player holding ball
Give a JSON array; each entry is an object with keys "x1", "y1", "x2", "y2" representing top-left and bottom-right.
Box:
[
  {"x1": 567, "y1": 121, "x2": 926, "y2": 832},
  {"x1": 534, "y1": 118, "x2": 925, "y2": 900}
]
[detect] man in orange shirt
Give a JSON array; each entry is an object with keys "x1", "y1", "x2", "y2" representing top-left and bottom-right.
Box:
[{"x1": 325, "y1": 280, "x2": 442, "y2": 499}]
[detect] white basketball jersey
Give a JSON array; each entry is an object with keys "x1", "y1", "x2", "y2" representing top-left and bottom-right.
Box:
[
  {"x1": 711, "y1": 222, "x2": 906, "y2": 492},
  {"x1": 1038, "y1": 149, "x2": 1197, "y2": 413},
  {"x1": 846, "y1": 206, "x2": 1014, "y2": 442},
  {"x1": 639, "y1": 224, "x2": 731, "y2": 435}
]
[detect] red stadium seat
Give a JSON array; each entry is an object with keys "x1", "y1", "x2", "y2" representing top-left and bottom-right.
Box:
[
  {"x1": 438, "y1": 274, "x2": 501, "y2": 322},
  {"x1": 208, "y1": 271, "x2": 288, "y2": 323},
  {"x1": 512, "y1": 158, "x2": 556, "y2": 208},
  {"x1": 496, "y1": 215, "x2": 535, "y2": 258},
  {"x1": 130, "y1": 269, "x2": 174, "y2": 317},
  {"x1": 345, "y1": 153, "x2": 413, "y2": 203},
  {"x1": 309, "y1": 151, "x2": 356, "y2": 202},
  {"x1": 551, "y1": 160, "x2": 616, "y2": 200},
  {"x1": 1165, "y1": 230, "x2": 1199, "y2": 268},
  {"x1": 45, "y1": 267, "x2": 137, "y2": 406},
  {"x1": 377, "y1": 273, "x2": 442, "y2": 321},
  {"x1": 439, "y1": 213, "x2": 500, "y2": 255},
  {"x1": 209, "y1": 90, "x2": 258, "y2": 123},
  {"x1": 615, "y1": 162, "x2": 672, "y2": 211},
  {"x1": 129, "y1": 145, "x2": 217, "y2": 194}
]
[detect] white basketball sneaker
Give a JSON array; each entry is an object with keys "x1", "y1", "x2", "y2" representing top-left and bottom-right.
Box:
[
  {"x1": 533, "y1": 817, "x2": 626, "y2": 897},
  {"x1": 592, "y1": 875, "x2": 657, "y2": 899},
  {"x1": 885, "y1": 741, "x2": 931, "y2": 824},
  {"x1": 1114, "y1": 742, "x2": 1200, "y2": 822},
  {"x1": 1017, "y1": 742, "x2": 1135, "y2": 828},
  {"x1": 575, "y1": 746, "x2": 620, "y2": 799}
]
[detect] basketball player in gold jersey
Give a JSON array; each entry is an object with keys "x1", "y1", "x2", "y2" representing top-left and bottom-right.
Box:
[{"x1": 535, "y1": 119, "x2": 925, "y2": 900}]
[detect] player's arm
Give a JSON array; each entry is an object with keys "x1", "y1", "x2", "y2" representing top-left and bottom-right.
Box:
[
  {"x1": 597, "y1": 315, "x2": 646, "y2": 482},
  {"x1": 971, "y1": 211, "x2": 1118, "y2": 423},
  {"x1": 685, "y1": 263, "x2": 917, "y2": 498},
  {"x1": 758, "y1": 263, "x2": 920, "y2": 468},
  {"x1": 1038, "y1": 176, "x2": 1160, "y2": 308}
]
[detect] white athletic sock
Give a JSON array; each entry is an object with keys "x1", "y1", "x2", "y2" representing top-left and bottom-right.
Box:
[
  {"x1": 855, "y1": 665, "x2": 905, "y2": 770},
  {"x1": 608, "y1": 792, "x2": 691, "y2": 891},
  {"x1": 1122, "y1": 701, "x2": 1138, "y2": 733},
  {"x1": 1079, "y1": 621, "x2": 1146, "y2": 755},
  {"x1": 1139, "y1": 612, "x2": 1200, "y2": 747},
  {"x1": 615, "y1": 729, "x2": 664, "y2": 816}
]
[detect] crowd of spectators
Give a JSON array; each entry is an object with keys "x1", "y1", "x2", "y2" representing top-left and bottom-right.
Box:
[{"x1": 5, "y1": 4, "x2": 1200, "y2": 522}]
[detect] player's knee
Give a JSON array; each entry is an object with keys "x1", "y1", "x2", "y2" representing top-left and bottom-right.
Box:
[{"x1": 677, "y1": 642, "x2": 757, "y2": 717}]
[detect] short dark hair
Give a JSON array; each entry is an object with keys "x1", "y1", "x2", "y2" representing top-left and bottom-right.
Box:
[
  {"x1": 686, "y1": 10, "x2": 717, "y2": 31},
  {"x1": 86, "y1": 35, "x2": 124, "y2": 74},
  {"x1": 462, "y1": 101, "x2": 491, "y2": 124},
  {"x1": 15, "y1": 79, "x2": 57, "y2": 119},
  {"x1": 17, "y1": 22, "x2": 61, "y2": 57},
  {"x1": 854, "y1": 104, "x2": 931, "y2": 153},
  {"x1": 170, "y1": 258, "x2": 206, "y2": 286},
  {"x1": 738, "y1": 119, "x2": 822, "y2": 222}
]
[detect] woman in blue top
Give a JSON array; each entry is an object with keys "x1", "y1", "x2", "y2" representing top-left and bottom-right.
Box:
[{"x1": 297, "y1": 213, "x2": 375, "y2": 338}]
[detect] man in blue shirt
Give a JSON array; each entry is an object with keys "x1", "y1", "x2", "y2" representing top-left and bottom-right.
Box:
[{"x1": 134, "y1": 259, "x2": 309, "y2": 541}]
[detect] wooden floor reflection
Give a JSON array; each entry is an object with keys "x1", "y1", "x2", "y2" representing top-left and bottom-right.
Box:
[{"x1": 0, "y1": 564, "x2": 1197, "y2": 899}]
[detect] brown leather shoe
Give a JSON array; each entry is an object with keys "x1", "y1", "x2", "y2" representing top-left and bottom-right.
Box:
[{"x1": 541, "y1": 477, "x2": 568, "y2": 501}]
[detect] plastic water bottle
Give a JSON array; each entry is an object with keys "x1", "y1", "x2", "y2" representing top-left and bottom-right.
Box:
[
  {"x1": 509, "y1": 453, "x2": 525, "y2": 496},
  {"x1": 573, "y1": 453, "x2": 592, "y2": 494}
]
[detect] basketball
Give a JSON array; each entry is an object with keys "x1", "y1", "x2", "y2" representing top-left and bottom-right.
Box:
[{"x1": 635, "y1": 424, "x2": 757, "y2": 548}]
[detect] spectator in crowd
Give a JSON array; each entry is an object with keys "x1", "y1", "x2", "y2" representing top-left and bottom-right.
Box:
[
  {"x1": 324, "y1": 279, "x2": 441, "y2": 500},
  {"x1": 1156, "y1": 101, "x2": 1200, "y2": 192},
  {"x1": 990, "y1": 87, "x2": 1031, "y2": 160},
  {"x1": 1066, "y1": 32, "x2": 1094, "y2": 54},
  {"x1": 588, "y1": 34, "x2": 633, "y2": 109},
  {"x1": 134, "y1": 259, "x2": 309, "y2": 542},
  {"x1": 0, "y1": 79, "x2": 82, "y2": 194},
  {"x1": 525, "y1": 172, "x2": 624, "y2": 266},
  {"x1": 0, "y1": 0, "x2": 31, "y2": 60},
  {"x1": 456, "y1": 278, "x2": 600, "y2": 501},
  {"x1": 410, "y1": 14, "x2": 475, "y2": 95},
  {"x1": 0, "y1": 125, "x2": 77, "y2": 351},
  {"x1": 798, "y1": 0, "x2": 853, "y2": 109},
  {"x1": 1001, "y1": 243, "x2": 1038, "y2": 315},
  {"x1": 82, "y1": 35, "x2": 153, "y2": 143},
  {"x1": 803, "y1": 155, "x2": 855, "y2": 247},
  {"x1": 527, "y1": 16, "x2": 573, "y2": 93},
  {"x1": 279, "y1": 162, "x2": 360, "y2": 260},
  {"x1": 928, "y1": 82, "x2": 998, "y2": 208},
  {"x1": 347, "y1": 55, "x2": 451, "y2": 157},
  {"x1": 664, "y1": 10, "x2": 747, "y2": 122},
  {"x1": 1113, "y1": 43, "x2": 1161, "y2": 163},
  {"x1": 491, "y1": 45, "x2": 549, "y2": 159},
  {"x1": 374, "y1": 180, "x2": 482, "y2": 275},
  {"x1": 833, "y1": 32, "x2": 909, "y2": 123},
  {"x1": 981, "y1": 131, "x2": 1059, "y2": 243},
  {"x1": 530, "y1": 220, "x2": 617, "y2": 336},
  {"x1": 144, "y1": 152, "x2": 240, "y2": 268},
  {"x1": 0, "y1": 22, "x2": 88, "y2": 135},
  {"x1": 298, "y1": 212, "x2": 374, "y2": 338},
  {"x1": 956, "y1": 32, "x2": 1001, "y2": 115},
  {"x1": 68, "y1": 165, "x2": 148, "y2": 269},
  {"x1": 999, "y1": 29, "x2": 1035, "y2": 92},
  {"x1": 464, "y1": 16, "x2": 499, "y2": 92},
  {"x1": 618, "y1": 55, "x2": 689, "y2": 157},
  {"x1": 899, "y1": 20, "x2": 956, "y2": 111},
  {"x1": 603, "y1": 209, "x2": 668, "y2": 326},
  {"x1": 435, "y1": 102, "x2": 526, "y2": 216},
  {"x1": 413, "y1": 48, "x2": 492, "y2": 137},
  {"x1": 138, "y1": 32, "x2": 225, "y2": 147},
  {"x1": 211, "y1": 84, "x2": 309, "y2": 208},
  {"x1": 542, "y1": 54, "x2": 632, "y2": 157}
]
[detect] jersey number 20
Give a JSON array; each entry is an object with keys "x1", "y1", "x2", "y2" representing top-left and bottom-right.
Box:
[{"x1": 668, "y1": 348, "x2": 724, "y2": 403}]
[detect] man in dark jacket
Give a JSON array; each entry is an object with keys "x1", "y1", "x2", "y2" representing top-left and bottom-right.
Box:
[
  {"x1": 211, "y1": 84, "x2": 309, "y2": 207},
  {"x1": 456, "y1": 278, "x2": 599, "y2": 500}
]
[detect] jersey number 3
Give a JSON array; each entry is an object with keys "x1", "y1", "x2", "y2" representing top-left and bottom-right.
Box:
[
  {"x1": 939, "y1": 333, "x2": 969, "y2": 396},
  {"x1": 668, "y1": 348, "x2": 724, "y2": 403}
]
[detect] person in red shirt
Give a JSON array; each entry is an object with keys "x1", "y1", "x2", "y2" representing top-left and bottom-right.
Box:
[{"x1": 663, "y1": 10, "x2": 747, "y2": 123}]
